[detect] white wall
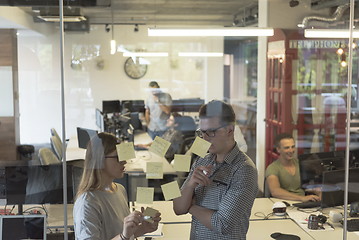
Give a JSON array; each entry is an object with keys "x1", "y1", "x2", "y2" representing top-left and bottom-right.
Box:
[{"x1": 17, "y1": 24, "x2": 224, "y2": 144}]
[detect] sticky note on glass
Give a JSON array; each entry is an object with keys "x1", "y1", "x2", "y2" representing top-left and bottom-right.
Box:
[
  {"x1": 146, "y1": 162, "x2": 163, "y2": 179},
  {"x1": 161, "y1": 181, "x2": 181, "y2": 201},
  {"x1": 189, "y1": 136, "x2": 211, "y2": 158},
  {"x1": 143, "y1": 207, "x2": 159, "y2": 223},
  {"x1": 149, "y1": 136, "x2": 171, "y2": 157},
  {"x1": 116, "y1": 142, "x2": 136, "y2": 161},
  {"x1": 136, "y1": 187, "x2": 154, "y2": 205},
  {"x1": 173, "y1": 154, "x2": 191, "y2": 172}
]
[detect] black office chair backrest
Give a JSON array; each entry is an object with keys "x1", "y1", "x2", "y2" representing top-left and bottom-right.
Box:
[{"x1": 175, "y1": 116, "x2": 197, "y2": 138}]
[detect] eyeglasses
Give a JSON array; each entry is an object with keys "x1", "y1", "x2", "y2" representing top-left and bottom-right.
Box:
[{"x1": 195, "y1": 125, "x2": 227, "y2": 138}]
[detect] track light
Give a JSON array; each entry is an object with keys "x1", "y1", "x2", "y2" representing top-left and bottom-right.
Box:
[
  {"x1": 289, "y1": 0, "x2": 299, "y2": 7},
  {"x1": 105, "y1": 24, "x2": 110, "y2": 33},
  {"x1": 134, "y1": 24, "x2": 139, "y2": 32}
]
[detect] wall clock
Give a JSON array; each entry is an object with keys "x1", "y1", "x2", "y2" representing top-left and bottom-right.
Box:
[{"x1": 124, "y1": 57, "x2": 148, "y2": 79}]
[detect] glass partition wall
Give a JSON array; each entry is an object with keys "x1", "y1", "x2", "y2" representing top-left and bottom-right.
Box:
[{"x1": 0, "y1": 0, "x2": 358, "y2": 239}]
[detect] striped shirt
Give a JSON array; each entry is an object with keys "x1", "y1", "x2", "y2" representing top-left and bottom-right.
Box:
[{"x1": 183, "y1": 143, "x2": 258, "y2": 240}]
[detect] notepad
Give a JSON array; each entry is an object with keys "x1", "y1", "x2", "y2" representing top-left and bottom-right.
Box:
[
  {"x1": 146, "y1": 162, "x2": 163, "y2": 179},
  {"x1": 149, "y1": 136, "x2": 171, "y2": 157},
  {"x1": 116, "y1": 142, "x2": 136, "y2": 161},
  {"x1": 161, "y1": 181, "x2": 181, "y2": 200},
  {"x1": 136, "y1": 187, "x2": 154, "y2": 205},
  {"x1": 173, "y1": 154, "x2": 191, "y2": 172},
  {"x1": 189, "y1": 137, "x2": 211, "y2": 158}
]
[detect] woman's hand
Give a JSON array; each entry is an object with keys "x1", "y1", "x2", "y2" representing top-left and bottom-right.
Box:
[
  {"x1": 136, "y1": 207, "x2": 162, "y2": 236},
  {"x1": 122, "y1": 210, "x2": 143, "y2": 239}
]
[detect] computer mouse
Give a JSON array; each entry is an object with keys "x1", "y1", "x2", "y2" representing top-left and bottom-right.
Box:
[{"x1": 282, "y1": 201, "x2": 290, "y2": 207}]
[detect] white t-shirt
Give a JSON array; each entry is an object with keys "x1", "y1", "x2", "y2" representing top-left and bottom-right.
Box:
[{"x1": 73, "y1": 183, "x2": 132, "y2": 240}]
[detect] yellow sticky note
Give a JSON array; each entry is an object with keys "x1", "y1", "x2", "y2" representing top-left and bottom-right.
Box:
[
  {"x1": 146, "y1": 162, "x2": 163, "y2": 179},
  {"x1": 116, "y1": 142, "x2": 136, "y2": 161},
  {"x1": 173, "y1": 154, "x2": 191, "y2": 172},
  {"x1": 161, "y1": 180, "x2": 181, "y2": 201},
  {"x1": 143, "y1": 207, "x2": 159, "y2": 223},
  {"x1": 189, "y1": 136, "x2": 211, "y2": 158},
  {"x1": 136, "y1": 187, "x2": 154, "y2": 205},
  {"x1": 149, "y1": 136, "x2": 171, "y2": 157}
]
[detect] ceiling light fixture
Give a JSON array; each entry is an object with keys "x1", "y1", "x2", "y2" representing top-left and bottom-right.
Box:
[
  {"x1": 123, "y1": 52, "x2": 169, "y2": 57},
  {"x1": 305, "y1": 29, "x2": 359, "y2": 38},
  {"x1": 110, "y1": 3, "x2": 116, "y2": 55},
  {"x1": 178, "y1": 52, "x2": 224, "y2": 57},
  {"x1": 37, "y1": 16, "x2": 86, "y2": 22},
  {"x1": 148, "y1": 28, "x2": 274, "y2": 37}
]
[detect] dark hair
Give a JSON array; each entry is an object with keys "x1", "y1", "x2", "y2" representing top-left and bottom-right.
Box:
[
  {"x1": 149, "y1": 81, "x2": 160, "y2": 88},
  {"x1": 199, "y1": 100, "x2": 235, "y2": 125},
  {"x1": 274, "y1": 133, "x2": 294, "y2": 148}
]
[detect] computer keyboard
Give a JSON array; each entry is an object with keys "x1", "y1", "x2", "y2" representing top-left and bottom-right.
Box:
[
  {"x1": 342, "y1": 219, "x2": 359, "y2": 232},
  {"x1": 292, "y1": 201, "x2": 321, "y2": 209}
]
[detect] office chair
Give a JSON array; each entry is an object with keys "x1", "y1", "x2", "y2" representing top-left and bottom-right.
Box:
[
  {"x1": 38, "y1": 148, "x2": 61, "y2": 165},
  {"x1": 51, "y1": 128, "x2": 61, "y2": 142},
  {"x1": 50, "y1": 135, "x2": 63, "y2": 160}
]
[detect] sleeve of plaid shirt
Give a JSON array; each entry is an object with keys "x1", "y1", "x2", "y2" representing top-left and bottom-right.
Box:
[{"x1": 210, "y1": 163, "x2": 258, "y2": 235}]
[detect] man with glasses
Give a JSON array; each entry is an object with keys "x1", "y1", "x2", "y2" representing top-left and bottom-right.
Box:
[{"x1": 173, "y1": 100, "x2": 258, "y2": 240}]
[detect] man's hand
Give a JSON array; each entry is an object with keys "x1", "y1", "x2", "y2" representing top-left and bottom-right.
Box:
[
  {"x1": 187, "y1": 165, "x2": 213, "y2": 189},
  {"x1": 301, "y1": 194, "x2": 321, "y2": 202}
]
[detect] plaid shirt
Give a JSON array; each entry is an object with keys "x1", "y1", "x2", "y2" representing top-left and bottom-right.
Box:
[{"x1": 183, "y1": 143, "x2": 258, "y2": 240}]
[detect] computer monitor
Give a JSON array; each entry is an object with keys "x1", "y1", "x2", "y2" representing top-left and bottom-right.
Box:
[
  {"x1": 121, "y1": 100, "x2": 145, "y2": 113},
  {"x1": 0, "y1": 215, "x2": 47, "y2": 240},
  {"x1": 298, "y1": 151, "x2": 345, "y2": 189},
  {"x1": 5, "y1": 164, "x2": 74, "y2": 207},
  {"x1": 321, "y1": 168, "x2": 359, "y2": 208},
  {"x1": 102, "y1": 100, "x2": 121, "y2": 114},
  {"x1": 77, "y1": 127, "x2": 98, "y2": 149}
]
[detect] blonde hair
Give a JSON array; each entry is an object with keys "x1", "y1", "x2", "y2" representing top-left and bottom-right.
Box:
[{"x1": 76, "y1": 132, "x2": 120, "y2": 199}]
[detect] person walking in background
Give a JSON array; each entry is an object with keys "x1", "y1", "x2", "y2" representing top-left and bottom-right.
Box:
[{"x1": 145, "y1": 81, "x2": 172, "y2": 139}]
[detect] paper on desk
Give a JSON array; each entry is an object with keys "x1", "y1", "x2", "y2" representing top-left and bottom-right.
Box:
[
  {"x1": 143, "y1": 223, "x2": 163, "y2": 237},
  {"x1": 136, "y1": 187, "x2": 154, "y2": 205},
  {"x1": 173, "y1": 154, "x2": 191, "y2": 172},
  {"x1": 161, "y1": 181, "x2": 181, "y2": 201},
  {"x1": 116, "y1": 142, "x2": 136, "y2": 161},
  {"x1": 149, "y1": 136, "x2": 171, "y2": 157},
  {"x1": 189, "y1": 137, "x2": 211, "y2": 158},
  {"x1": 146, "y1": 162, "x2": 163, "y2": 179}
]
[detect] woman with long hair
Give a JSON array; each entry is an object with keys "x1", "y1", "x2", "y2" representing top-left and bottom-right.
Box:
[{"x1": 74, "y1": 132, "x2": 161, "y2": 240}]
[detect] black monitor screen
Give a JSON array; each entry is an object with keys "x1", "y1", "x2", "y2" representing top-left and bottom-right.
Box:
[
  {"x1": 102, "y1": 100, "x2": 121, "y2": 114},
  {"x1": 5, "y1": 164, "x2": 74, "y2": 205},
  {"x1": 321, "y1": 168, "x2": 359, "y2": 208},
  {"x1": 77, "y1": 127, "x2": 98, "y2": 149},
  {"x1": 2, "y1": 216, "x2": 46, "y2": 240},
  {"x1": 298, "y1": 151, "x2": 345, "y2": 189},
  {"x1": 122, "y1": 100, "x2": 145, "y2": 113}
]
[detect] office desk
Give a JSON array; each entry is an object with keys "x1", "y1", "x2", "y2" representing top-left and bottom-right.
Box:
[
  {"x1": 65, "y1": 135, "x2": 176, "y2": 175},
  {"x1": 65, "y1": 136, "x2": 86, "y2": 161},
  {"x1": 248, "y1": 218, "x2": 314, "y2": 240},
  {"x1": 250, "y1": 198, "x2": 278, "y2": 220},
  {"x1": 138, "y1": 223, "x2": 191, "y2": 240},
  {"x1": 131, "y1": 201, "x2": 191, "y2": 224}
]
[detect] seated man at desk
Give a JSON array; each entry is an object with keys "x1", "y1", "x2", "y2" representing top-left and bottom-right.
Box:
[{"x1": 266, "y1": 133, "x2": 321, "y2": 202}]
